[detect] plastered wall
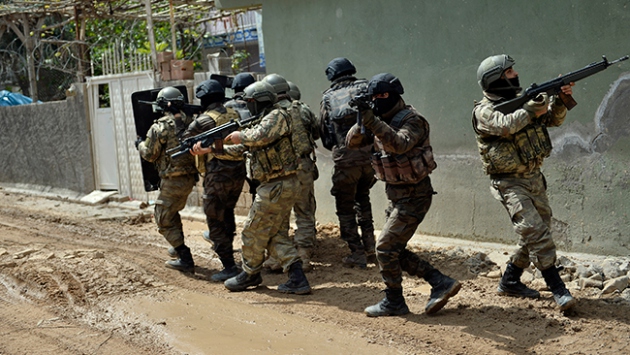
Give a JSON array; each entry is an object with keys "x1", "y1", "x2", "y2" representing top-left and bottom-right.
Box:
[
  {"x1": 0, "y1": 89, "x2": 95, "y2": 194},
  {"x1": 219, "y1": 0, "x2": 630, "y2": 256}
]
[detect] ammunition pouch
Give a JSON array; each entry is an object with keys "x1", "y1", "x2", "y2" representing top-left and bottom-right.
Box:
[
  {"x1": 372, "y1": 146, "x2": 436, "y2": 185},
  {"x1": 478, "y1": 124, "x2": 552, "y2": 175},
  {"x1": 248, "y1": 136, "x2": 298, "y2": 182}
]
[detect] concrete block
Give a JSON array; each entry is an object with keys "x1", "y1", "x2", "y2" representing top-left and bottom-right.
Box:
[
  {"x1": 602, "y1": 275, "x2": 629, "y2": 294},
  {"x1": 80, "y1": 190, "x2": 118, "y2": 205}
]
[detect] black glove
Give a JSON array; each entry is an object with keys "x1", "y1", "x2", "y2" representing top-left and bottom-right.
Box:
[
  {"x1": 349, "y1": 94, "x2": 373, "y2": 112},
  {"x1": 135, "y1": 136, "x2": 143, "y2": 150}
]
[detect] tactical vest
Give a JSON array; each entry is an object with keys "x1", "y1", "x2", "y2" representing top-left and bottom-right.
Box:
[
  {"x1": 322, "y1": 79, "x2": 368, "y2": 148},
  {"x1": 195, "y1": 107, "x2": 242, "y2": 174},
  {"x1": 246, "y1": 108, "x2": 299, "y2": 182},
  {"x1": 472, "y1": 104, "x2": 552, "y2": 175},
  {"x1": 371, "y1": 109, "x2": 437, "y2": 185},
  {"x1": 156, "y1": 114, "x2": 197, "y2": 178},
  {"x1": 288, "y1": 100, "x2": 317, "y2": 157}
]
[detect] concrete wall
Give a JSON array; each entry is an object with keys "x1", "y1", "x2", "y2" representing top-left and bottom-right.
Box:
[
  {"x1": 219, "y1": 0, "x2": 630, "y2": 256},
  {"x1": 0, "y1": 88, "x2": 95, "y2": 194}
]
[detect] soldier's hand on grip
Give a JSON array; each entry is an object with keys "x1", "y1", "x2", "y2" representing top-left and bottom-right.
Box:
[
  {"x1": 522, "y1": 93, "x2": 549, "y2": 118},
  {"x1": 349, "y1": 93, "x2": 373, "y2": 112}
]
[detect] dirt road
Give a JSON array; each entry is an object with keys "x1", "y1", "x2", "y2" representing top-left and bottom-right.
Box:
[{"x1": 1, "y1": 188, "x2": 629, "y2": 355}]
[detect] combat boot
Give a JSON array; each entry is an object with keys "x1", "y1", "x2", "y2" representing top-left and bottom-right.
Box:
[
  {"x1": 541, "y1": 266, "x2": 577, "y2": 311},
  {"x1": 423, "y1": 269, "x2": 461, "y2": 315},
  {"x1": 224, "y1": 271, "x2": 262, "y2": 292},
  {"x1": 497, "y1": 263, "x2": 540, "y2": 298},
  {"x1": 342, "y1": 250, "x2": 367, "y2": 269},
  {"x1": 167, "y1": 247, "x2": 178, "y2": 258},
  {"x1": 364, "y1": 288, "x2": 410, "y2": 317},
  {"x1": 211, "y1": 256, "x2": 241, "y2": 282},
  {"x1": 211, "y1": 265, "x2": 241, "y2": 282},
  {"x1": 278, "y1": 261, "x2": 312, "y2": 295},
  {"x1": 165, "y1": 244, "x2": 195, "y2": 273},
  {"x1": 297, "y1": 247, "x2": 313, "y2": 272}
]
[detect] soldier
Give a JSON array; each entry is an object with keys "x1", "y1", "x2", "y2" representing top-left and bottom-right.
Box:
[
  {"x1": 320, "y1": 57, "x2": 377, "y2": 269},
  {"x1": 346, "y1": 73, "x2": 461, "y2": 316},
  {"x1": 183, "y1": 79, "x2": 244, "y2": 282},
  {"x1": 260, "y1": 74, "x2": 320, "y2": 272},
  {"x1": 137, "y1": 86, "x2": 198, "y2": 273},
  {"x1": 473, "y1": 54, "x2": 576, "y2": 311},
  {"x1": 192, "y1": 81, "x2": 311, "y2": 294}
]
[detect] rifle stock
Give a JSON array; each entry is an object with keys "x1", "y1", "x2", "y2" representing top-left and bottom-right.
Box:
[{"x1": 495, "y1": 55, "x2": 628, "y2": 114}]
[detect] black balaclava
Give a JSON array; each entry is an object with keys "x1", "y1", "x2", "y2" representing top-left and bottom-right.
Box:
[
  {"x1": 373, "y1": 92, "x2": 400, "y2": 116},
  {"x1": 200, "y1": 93, "x2": 225, "y2": 110},
  {"x1": 486, "y1": 76, "x2": 521, "y2": 100}
]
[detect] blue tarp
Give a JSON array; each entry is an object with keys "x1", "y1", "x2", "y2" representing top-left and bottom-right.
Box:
[{"x1": 0, "y1": 90, "x2": 34, "y2": 106}]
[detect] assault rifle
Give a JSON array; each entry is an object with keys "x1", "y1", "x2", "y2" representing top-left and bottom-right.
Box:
[
  {"x1": 495, "y1": 55, "x2": 629, "y2": 114},
  {"x1": 167, "y1": 113, "x2": 261, "y2": 159},
  {"x1": 138, "y1": 100, "x2": 204, "y2": 118}
]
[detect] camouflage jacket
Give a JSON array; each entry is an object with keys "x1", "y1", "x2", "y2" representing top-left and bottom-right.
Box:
[
  {"x1": 346, "y1": 100, "x2": 436, "y2": 185},
  {"x1": 277, "y1": 96, "x2": 319, "y2": 157},
  {"x1": 138, "y1": 112, "x2": 197, "y2": 179},
  {"x1": 224, "y1": 104, "x2": 298, "y2": 181},
  {"x1": 348, "y1": 100, "x2": 430, "y2": 155},
  {"x1": 472, "y1": 92, "x2": 566, "y2": 175}
]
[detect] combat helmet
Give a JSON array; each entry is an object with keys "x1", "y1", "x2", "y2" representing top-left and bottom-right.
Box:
[
  {"x1": 262, "y1": 73, "x2": 290, "y2": 95},
  {"x1": 367, "y1": 73, "x2": 404, "y2": 96},
  {"x1": 243, "y1": 81, "x2": 277, "y2": 115},
  {"x1": 287, "y1": 81, "x2": 301, "y2": 101},
  {"x1": 325, "y1": 57, "x2": 356, "y2": 82},
  {"x1": 155, "y1": 86, "x2": 185, "y2": 112},
  {"x1": 195, "y1": 79, "x2": 225, "y2": 108},
  {"x1": 368, "y1": 73, "x2": 404, "y2": 116},
  {"x1": 477, "y1": 54, "x2": 516, "y2": 91},
  {"x1": 231, "y1": 72, "x2": 257, "y2": 93}
]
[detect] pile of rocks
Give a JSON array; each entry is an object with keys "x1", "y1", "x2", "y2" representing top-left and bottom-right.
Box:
[
  {"x1": 504, "y1": 255, "x2": 630, "y2": 301},
  {"x1": 448, "y1": 245, "x2": 630, "y2": 301},
  {"x1": 558, "y1": 255, "x2": 630, "y2": 296}
]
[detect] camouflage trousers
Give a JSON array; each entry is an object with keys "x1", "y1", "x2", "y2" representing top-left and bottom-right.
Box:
[
  {"x1": 293, "y1": 157, "x2": 317, "y2": 249},
  {"x1": 241, "y1": 174, "x2": 301, "y2": 274},
  {"x1": 490, "y1": 171, "x2": 557, "y2": 270},
  {"x1": 203, "y1": 159, "x2": 246, "y2": 262},
  {"x1": 154, "y1": 174, "x2": 196, "y2": 247},
  {"x1": 330, "y1": 163, "x2": 376, "y2": 252},
  {"x1": 378, "y1": 177, "x2": 435, "y2": 289}
]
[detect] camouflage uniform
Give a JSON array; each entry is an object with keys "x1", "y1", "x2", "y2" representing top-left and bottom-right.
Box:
[
  {"x1": 279, "y1": 96, "x2": 320, "y2": 250},
  {"x1": 320, "y1": 76, "x2": 377, "y2": 263},
  {"x1": 184, "y1": 103, "x2": 244, "y2": 267},
  {"x1": 347, "y1": 100, "x2": 438, "y2": 289},
  {"x1": 224, "y1": 104, "x2": 301, "y2": 274},
  {"x1": 138, "y1": 112, "x2": 197, "y2": 248},
  {"x1": 226, "y1": 93, "x2": 260, "y2": 195},
  {"x1": 473, "y1": 92, "x2": 567, "y2": 271}
]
